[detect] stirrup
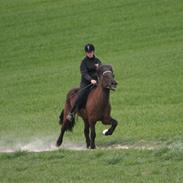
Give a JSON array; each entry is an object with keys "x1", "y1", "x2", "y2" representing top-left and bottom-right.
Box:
[{"x1": 66, "y1": 113, "x2": 74, "y2": 121}]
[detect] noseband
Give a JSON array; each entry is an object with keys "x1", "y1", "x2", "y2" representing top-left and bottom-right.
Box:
[{"x1": 102, "y1": 70, "x2": 112, "y2": 76}]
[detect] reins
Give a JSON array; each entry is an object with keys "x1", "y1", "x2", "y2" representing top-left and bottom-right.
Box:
[{"x1": 67, "y1": 83, "x2": 94, "y2": 101}]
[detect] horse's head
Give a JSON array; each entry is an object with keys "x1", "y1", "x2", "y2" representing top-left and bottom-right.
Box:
[{"x1": 97, "y1": 64, "x2": 118, "y2": 91}]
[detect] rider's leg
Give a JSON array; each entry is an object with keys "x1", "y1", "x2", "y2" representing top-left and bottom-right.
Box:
[{"x1": 66, "y1": 86, "x2": 90, "y2": 121}]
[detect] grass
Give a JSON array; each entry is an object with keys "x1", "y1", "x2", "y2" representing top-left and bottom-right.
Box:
[
  {"x1": 0, "y1": 0, "x2": 183, "y2": 182},
  {"x1": 0, "y1": 148, "x2": 183, "y2": 183}
]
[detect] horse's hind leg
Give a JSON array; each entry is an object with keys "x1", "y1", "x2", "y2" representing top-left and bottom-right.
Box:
[
  {"x1": 84, "y1": 121, "x2": 90, "y2": 148},
  {"x1": 56, "y1": 122, "x2": 67, "y2": 147},
  {"x1": 102, "y1": 117, "x2": 118, "y2": 136}
]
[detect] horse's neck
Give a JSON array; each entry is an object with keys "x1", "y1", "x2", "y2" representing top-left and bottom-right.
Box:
[{"x1": 95, "y1": 85, "x2": 110, "y2": 105}]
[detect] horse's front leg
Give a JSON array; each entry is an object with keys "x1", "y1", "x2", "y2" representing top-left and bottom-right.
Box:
[
  {"x1": 102, "y1": 117, "x2": 118, "y2": 136},
  {"x1": 90, "y1": 123, "x2": 96, "y2": 149},
  {"x1": 84, "y1": 121, "x2": 90, "y2": 148}
]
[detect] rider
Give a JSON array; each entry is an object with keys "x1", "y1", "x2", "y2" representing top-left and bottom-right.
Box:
[{"x1": 66, "y1": 43, "x2": 102, "y2": 121}]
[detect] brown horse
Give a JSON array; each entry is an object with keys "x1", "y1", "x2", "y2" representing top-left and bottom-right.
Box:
[{"x1": 56, "y1": 64, "x2": 118, "y2": 149}]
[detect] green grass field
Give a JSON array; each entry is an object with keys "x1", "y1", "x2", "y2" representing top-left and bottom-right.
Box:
[{"x1": 0, "y1": 0, "x2": 183, "y2": 182}]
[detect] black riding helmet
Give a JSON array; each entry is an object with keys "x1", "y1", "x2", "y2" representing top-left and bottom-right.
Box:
[{"x1": 84, "y1": 43, "x2": 95, "y2": 52}]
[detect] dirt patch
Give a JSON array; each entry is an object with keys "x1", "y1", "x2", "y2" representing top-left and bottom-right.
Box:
[
  {"x1": 0, "y1": 139, "x2": 87, "y2": 153},
  {"x1": 0, "y1": 139, "x2": 182, "y2": 153}
]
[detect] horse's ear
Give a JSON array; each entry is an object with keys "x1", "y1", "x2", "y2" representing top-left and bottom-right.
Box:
[{"x1": 108, "y1": 64, "x2": 113, "y2": 72}]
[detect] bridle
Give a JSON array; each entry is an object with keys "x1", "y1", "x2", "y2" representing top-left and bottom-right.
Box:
[{"x1": 102, "y1": 70, "x2": 112, "y2": 76}]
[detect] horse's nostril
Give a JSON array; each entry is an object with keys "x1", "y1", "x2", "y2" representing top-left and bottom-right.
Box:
[{"x1": 112, "y1": 80, "x2": 117, "y2": 85}]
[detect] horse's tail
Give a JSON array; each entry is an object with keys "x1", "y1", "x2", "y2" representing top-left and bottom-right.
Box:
[
  {"x1": 59, "y1": 109, "x2": 64, "y2": 125},
  {"x1": 58, "y1": 109, "x2": 75, "y2": 132},
  {"x1": 58, "y1": 88, "x2": 79, "y2": 130}
]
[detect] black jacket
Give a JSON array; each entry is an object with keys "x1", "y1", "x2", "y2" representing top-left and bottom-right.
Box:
[{"x1": 80, "y1": 55, "x2": 102, "y2": 87}]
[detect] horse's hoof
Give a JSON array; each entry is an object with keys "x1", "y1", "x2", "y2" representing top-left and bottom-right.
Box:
[
  {"x1": 103, "y1": 129, "x2": 112, "y2": 136},
  {"x1": 56, "y1": 140, "x2": 62, "y2": 147},
  {"x1": 90, "y1": 144, "x2": 96, "y2": 149},
  {"x1": 102, "y1": 129, "x2": 108, "y2": 135},
  {"x1": 56, "y1": 143, "x2": 60, "y2": 147}
]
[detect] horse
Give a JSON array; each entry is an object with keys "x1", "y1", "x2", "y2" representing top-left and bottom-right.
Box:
[{"x1": 56, "y1": 64, "x2": 118, "y2": 149}]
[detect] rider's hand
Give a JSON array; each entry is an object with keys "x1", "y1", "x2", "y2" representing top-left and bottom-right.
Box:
[
  {"x1": 91, "y1": 79, "x2": 97, "y2": 85},
  {"x1": 95, "y1": 64, "x2": 99, "y2": 69}
]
